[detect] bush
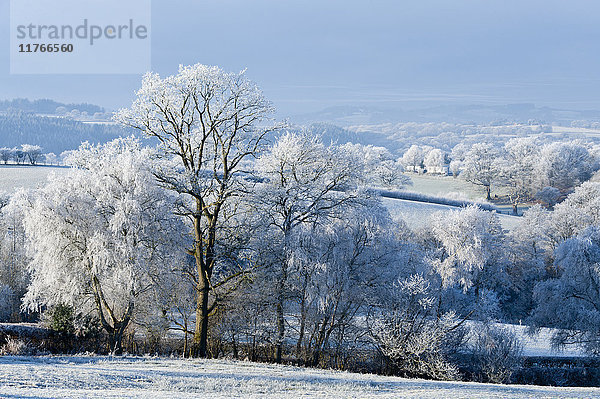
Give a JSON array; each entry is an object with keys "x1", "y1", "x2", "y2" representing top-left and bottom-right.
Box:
[
  {"x1": 40, "y1": 305, "x2": 103, "y2": 353},
  {"x1": 470, "y1": 324, "x2": 523, "y2": 383},
  {"x1": 0, "y1": 337, "x2": 35, "y2": 356},
  {"x1": 47, "y1": 304, "x2": 75, "y2": 335},
  {"x1": 370, "y1": 274, "x2": 468, "y2": 380}
]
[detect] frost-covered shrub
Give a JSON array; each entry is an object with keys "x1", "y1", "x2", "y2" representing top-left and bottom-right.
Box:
[
  {"x1": 469, "y1": 324, "x2": 523, "y2": 383},
  {"x1": 0, "y1": 337, "x2": 35, "y2": 356},
  {"x1": 370, "y1": 274, "x2": 466, "y2": 380}
]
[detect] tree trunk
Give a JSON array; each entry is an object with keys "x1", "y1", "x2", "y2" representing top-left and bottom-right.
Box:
[
  {"x1": 232, "y1": 332, "x2": 239, "y2": 359},
  {"x1": 296, "y1": 295, "x2": 307, "y2": 363},
  {"x1": 310, "y1": 316, "x2": 330, "y2": 367},
  {"x1": 183, "y1": 320, "x2": 188, "y2": 358},
  {"x1": 192, "y1": 200, "x2": 210, "y2": 358},
  {"x1": 194, "y1": 276, "x2": 210, "y2": 357},
  {"x1": 91, "y1": 275, "x2": 132, "y2": 356},
  {"x1": 275, "y1": 290, "x2": 285, "y2": 363},
  {"x1": 512, "y1": 203, "x2": 518, "y2": 215},
  {"x1": 275, "y1": 255, "x2": 289, "y2": 363},
  {"x1": 191, "y1": 197, "x2": 220, "y2": 358},
  {"x1": 486, "y1": 185, "x2": 491, "y2": 200},
  {"x1": 107, "y1": 318, "x2": 130, "y2": 355}
]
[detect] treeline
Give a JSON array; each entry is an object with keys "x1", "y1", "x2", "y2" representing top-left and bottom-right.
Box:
[
  {"x1": 0, "y1": 144, "x2": 55, "y2": 165},
  {"x1": 399, "y1": 139, "x2": 599, "y2": 214}
]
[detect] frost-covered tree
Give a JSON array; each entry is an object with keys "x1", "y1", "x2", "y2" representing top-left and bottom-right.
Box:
[
  {"x1": 0, "y1": 148, "x2": 13, "y2": 164},
  {"x1": 424, "y1": 148, "x2": 445, "y2": 174},
  {"x1": 21, "y1": 144, "x2": 43, "y2": 165},
  {"x1": 461, "y1": 143, "x2": 500, "y2": 200},
  {"x1": 0, "y1": 284, "x2": 14, "y2": 321},
  {"x1": 340, "y1": 143, "x2": 411, "y2": 189},
  {"x1": 291, "y1": 203, "x2": 397, "y2": 367},
  {"x1": 430, "y1": 206, "x2": 506, "y2": 303},
  {"x1": 44, "y1": 152, "x2": 58, "y2": 166},
  {"x1": 253, "y1": 132, "x2": 363, "y2": 362},
  {"x1": 535, "y1": 186, "x2": 561, "y2": 210},
  {"x1": 19, "y1": 138, "x2": 184, "y2": 354},
  {"x1": 449, "y1": 159, "x2": 461, "y2": 178},
  {"x1": 401, "y1": 145, "x2": 424, "y2": 172},
  {"x1": 370, "y1": 274, "x2": 465, "y2": 380},
  {"x1": 535, "y1": 141, "x2": 597, "y2": 192},
  {"x1": 469, "y1": 324, "x2": 523, "y2": 383},
  {"x1": 13, "y1": 149, "x2": 25, "y2": 165},
  {"x1": 0, "y1": 195, "x2": 29, "y2": 322},
  {"x1": 375, "y1": 160, "x2": 412, "y2": 189},
  {"x1": 503, "y1": 205, "x2": 550, "y2": 321},
  {"x1": 115, "y1": 64, "x2": 280, "y2": 357},
  {"x1": 545, "y1": 182, "x2": 600, "y2": 250},
  {"x1": 497, "y1": 138, "x2": 538, "y2": 215},
  {"x1": 451, "y1": 143, "x2": 469, "y2": 163},
  {"x1": 531, "y1": 226, "x2": 600, "y2": 355}
]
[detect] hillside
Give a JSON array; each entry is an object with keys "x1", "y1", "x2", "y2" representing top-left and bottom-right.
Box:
[{"x1": 0, "y1": 112, "x2": 132, "y2": 154}]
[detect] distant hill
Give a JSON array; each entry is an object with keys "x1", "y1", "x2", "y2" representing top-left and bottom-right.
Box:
[
  {"x1": 291, "y1": 104, "x2": 600, "y2": 126},
  {"x1": 0, "y1": 111, "x2": 133, "y2": 154},
  {"x1": 0, "y1": 98, "x2": 105, "y2": 116},
  {"x1": 305, "y1": 122, "x2": 400, "y2": 151}
]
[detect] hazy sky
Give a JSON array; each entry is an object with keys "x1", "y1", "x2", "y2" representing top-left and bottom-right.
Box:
[{"x1": 1, "y1": 0, "x2": 600, "y2": 115}]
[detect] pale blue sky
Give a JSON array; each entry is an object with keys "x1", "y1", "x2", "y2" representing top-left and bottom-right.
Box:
[{"x1": 1, "y1": 0, "x2": 600, "y2": 115}]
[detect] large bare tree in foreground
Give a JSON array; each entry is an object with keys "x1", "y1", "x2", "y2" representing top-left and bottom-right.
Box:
[{"x1": 115, "y1": 64, "x2": 279, "y2": 357}]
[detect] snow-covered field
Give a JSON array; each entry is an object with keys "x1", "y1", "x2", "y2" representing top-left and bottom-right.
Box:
[
  {"x1": 0, "y1": 356, "x2": 599, "y2": 399},
  {"x1": 382, "y1": 197, "x2": 521, "y2": 231},
  {"x1": 467, "y1": 322, "x2": 586, "y2": 358},
  {"x1": 0, "y1": 165, "x2": 68, "y2": 193},
  {"x1": 404, "y1": 174, "x2": 532, "y2": 215},
  {"x1": 408, "y1": 174, "x2": 486, "y2": 201}
]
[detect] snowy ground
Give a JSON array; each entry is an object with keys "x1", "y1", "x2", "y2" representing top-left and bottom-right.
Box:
[
  {"x1": 0, "y1": 165, "x2": 68, "y2": 193},
  {"x1": 407, "y1": 174, "x2": 534, "y2": 215},
  {"x1": 0, "y1": 356, "x2": 599, "y2": 398},
  {"x1": 382, "y1": 197, "x2": 521, "y2": 231},
  {"x1": 408, "y1": 174, "x2": 486, "y2": 201},
  {"x1": 463, "y1": 322, "x2": 586, "y2": 358}
]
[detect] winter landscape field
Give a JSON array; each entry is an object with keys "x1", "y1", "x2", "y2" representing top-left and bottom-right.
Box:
[
  {"x1": 5, "y1": 0, "x2": 600, "y2": 397},
  {"x1": 1, "y1": 356, "x2": 599, "y2": 399}
]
